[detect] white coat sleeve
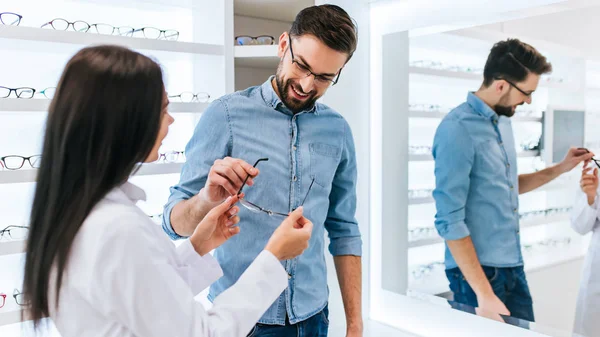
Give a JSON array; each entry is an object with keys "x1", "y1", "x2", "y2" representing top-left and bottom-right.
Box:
[
  {"x1": 174, "y1": 239, "x2": 224, "y2": 294},
  {"x1": 90, "y1": 225, "x2": 288, "y2": 337},
  {"x1": 570, "y1": 188, "x2": 600, "y2": 235}
]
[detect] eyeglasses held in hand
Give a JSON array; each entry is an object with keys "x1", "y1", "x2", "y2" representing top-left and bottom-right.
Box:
[
  {"x1": 0, "y1": 225, "x2": 29, "y2": 240},
  {"x1": 168, "y1": 92, "x2": 210, "y2": 103},
  {"x1": 0, "y1": 86, "x2": 35, "y2": 99},
  {"x1": 0, "y1": 12, "x2": 22, "y2": 26},
  {"x1": 235, "y1": 35, "x2": 275, "y2": 46},
  {"x1": 237, "y1": 158, "x2": 315, "y2": 217},
  {"x1": 133, "y1": 27, "x2": 179, "y2": 41},
  {"x1": 579, "y1": 148, "x2": 600, "y2": 169},
  {"x1": 0, "y1": 155, "x2": 42, "y2": 170},
  {"x1": 41, "y1": 18, "x2": 91, "y2": 32},
  {"x1": 13, "y1": 289, "x2": 26, "y2": 306}
]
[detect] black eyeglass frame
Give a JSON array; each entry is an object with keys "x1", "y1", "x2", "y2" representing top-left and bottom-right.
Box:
[
  {"x1": 237, "y1": 158, "x2": 315, "y2": 217},
  {"x1": 288, "y1": 34, "x2": 342, "y2": 86}
]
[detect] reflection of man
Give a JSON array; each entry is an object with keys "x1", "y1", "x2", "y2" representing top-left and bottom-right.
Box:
[
  {"x1": 432, "y1": 38, "x2": 592, "y2": 321},
  {"x1": 162, "y1": 5, "x2": 363, "y2": 337}
]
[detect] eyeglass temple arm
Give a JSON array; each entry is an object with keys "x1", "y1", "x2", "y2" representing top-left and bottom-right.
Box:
[
  {"x1": 237, "y1": 158, "x2": 268, "y2": 195},
  {"x1": 578, "y1": 148, "x2": 600, "y2": 168}
]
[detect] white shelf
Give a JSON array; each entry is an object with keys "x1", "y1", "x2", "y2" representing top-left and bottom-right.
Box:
[
  {"x1": 0, "y1": 163, "x2": 184, "y2": 184},
  {"x1": 408, "y1": 236, "x2": 443, "y2": 248},
  {"x1": 0, "y1": 100, "x2": 208, "y2": 113},
  {"x1": 408, "y1": 110, "x2": 542, "y2": 122},
  {"x1": 0, "y1": 240, "x2": 26, "y2": 256},
  {"x1": 409, "y1": 150, "x2": 540, "y2": 162},
  {"x1": 520, "y1": 213, "x2": 570, "y2": 229},
  {"x1": 0, "y1": 309, "x2": 24, "y2": 327},
  {"x1": 408, "y1": 196, "x2": 434, "y2": 205},
  {"x1": 234, "y1": 45, "x2": 278, "y2": 69},
  {"x1": 0, "y1": 25, "x2": 223, "y2": 55}
]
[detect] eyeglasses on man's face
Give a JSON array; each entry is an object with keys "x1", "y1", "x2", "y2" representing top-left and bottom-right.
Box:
[
  {"x1": 287, "y1": 35, "x2": 342, "y2": 88},
  {"x1": 495, "y1": 77, "x2": 534, "y2": 97},
  {"x1": 237, "y1": 158, "x2": 314, "y2": 217}
]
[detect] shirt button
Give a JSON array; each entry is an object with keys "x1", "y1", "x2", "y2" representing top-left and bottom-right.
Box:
[
  {"x1": 293, "y1": 146, "x2": 297, "y2": 151},
  {"x1": 510, "y1": 185, "x2": 514, "y2": 190},
  {"x1": 293, "y1": 176, "x2": 297, "y2": 181},
  {"x1": 513, "y1": 208, "x2": 518, "y2": 213},
  {"x1": 288, "y1": 273, "x2": 292, "y2": 279},
  {"x1": 506, "y1": 163, "x2": 511, "y2": 168},
  {"x1": 499, "y1": 141, "x2": 503, "y2": 145}
]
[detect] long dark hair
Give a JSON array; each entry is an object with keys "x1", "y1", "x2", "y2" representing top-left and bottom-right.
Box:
[{"x1": 23, "y1": 45, "x2": 164, "y2": 327}]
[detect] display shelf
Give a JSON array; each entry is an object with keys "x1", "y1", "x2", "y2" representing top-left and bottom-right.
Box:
[
  {"x1": 409, "y1": 66, "x2": 576, "y2": 91},
  {"x1": 0, "y1": 240, "x2": 26, "y2": 256},
  {"x1": 234, "y1": 45, "x2": 279, "y2": 69},
  {"x1": 409, "y1": 150, "x2": 539, "y2": 161},
  {"x1": 0, "y1": 309, "x2": 24, "y2": 327},
  {"x1": 409, "y1": 241, "x2": 586, "y2": 296},
  {"x1": 0, "y1": 100, "x2": 208, "y2": 113},
  {"x1": 408, "y1": 110, "x2": 542, "y2": 122},
  {"x1": 0, "y1": 162, "x2": 184, "y2": 185},
  {"x1": 0, "y1": 25, "x2": 223, "y2": 55},
  {"x1": 408, "y1": 196, "x2": 434, "y2": 205},
  {"x1": 408, "y1": 237, "x2": 443, "y2": 248},
  {"x1": 520, "y1": 213, "x2": 570, "y2": 229}
]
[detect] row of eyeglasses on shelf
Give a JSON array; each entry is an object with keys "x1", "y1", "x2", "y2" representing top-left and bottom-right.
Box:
[
  {"x1": 0, "y1": 289, "x2": 26, "y2": 309},
  {"x1": 409, "y1": 60, "x2": 567, "y2": 84},
  {"x1": 411, "y1": 236, "x2": 574, "y2": 280},
  {"x1": 409, "y1": 103, "x2": 541, "y2": 117},
  {"x1": 408, "y1": 138, "x2": 541, "y2": 156},
  {"x1": 0, "y1": 12, "x2": 179, "y2": 41},
  {"x1": 0, "y1": 86, "x2": 210, "y2": 103},
  {"x1": 0, "y1": 151, "x2": 185, "y2": 171},
  {"x1": 408, "y1": 207, "x2": 573, "y2": 241}
]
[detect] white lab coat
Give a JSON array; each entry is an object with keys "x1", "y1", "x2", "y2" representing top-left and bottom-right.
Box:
[
  {"x1": 48, "y1": 182, "x2": 288, "y2": 337},
  {"x1": 570, "y1": 189, "x2": 600, "y2": 337}
]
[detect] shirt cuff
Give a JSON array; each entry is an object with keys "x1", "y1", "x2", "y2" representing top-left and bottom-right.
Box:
[
  {"x1": 437, "y1": 220, "x2": 470, "y2": 241},
  {"x1": 176, "y1": 240, "x2": 223, "y2": 294},
  {"x1": 162, "y1": 201, "x2": 187, "y2": 240},
  {"x1": 249, "y1": 250, "x2": 288, "y2": 292},
  {"x1": 328, "y1": 236, "x2": 363, "y2": 256}
]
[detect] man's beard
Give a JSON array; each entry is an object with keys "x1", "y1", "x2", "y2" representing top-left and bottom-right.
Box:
[
  {"x1": 275, "y1": 66, "x2": 319, "y2": 114},
  {"x1": 494, "y1": 104, "x2": 515, "y2": 117}
]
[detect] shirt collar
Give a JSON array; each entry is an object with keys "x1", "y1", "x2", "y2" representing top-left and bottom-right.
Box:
[
  {"x1": 106, "y1": 181, "x2": 147, "y2": 204},
  {"x1": 467, "y1": 92, "x2": 498, "y2": 121},
  {"x1": 260, "y1": 76, "x2": 319, "y2": 115}
]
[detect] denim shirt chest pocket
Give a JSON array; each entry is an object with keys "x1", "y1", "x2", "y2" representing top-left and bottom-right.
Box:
[
  {"x1": 475, "y1": 139, "x2": 508, "y2": 177},
  {"x1": 309, "y1": 142, "x2": 341, "y2": 188}
]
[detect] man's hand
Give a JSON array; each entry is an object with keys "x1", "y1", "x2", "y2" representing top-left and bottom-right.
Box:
[
  {"x1": 200, "y1": 157, "x2": 259, "y2": 204},
  {"x1": 558, "y1": 147, "x2": 594, "y2": 174},
  {"x1": 477, "y1": 291, "x2": 510, "y2": 316}
]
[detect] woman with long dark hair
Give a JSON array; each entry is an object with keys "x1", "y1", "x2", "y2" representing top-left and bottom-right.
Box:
[{"x1": 22, "y1": 45, "x2": 313, "y2": 337}]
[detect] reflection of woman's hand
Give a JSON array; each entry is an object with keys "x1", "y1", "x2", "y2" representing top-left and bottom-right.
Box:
[
  {"x1": 190, "y1": 195, "x2": 241, "y2": 256},
  {"x1": 475, "y1": 306, "x2": 506, "y2": 323}
]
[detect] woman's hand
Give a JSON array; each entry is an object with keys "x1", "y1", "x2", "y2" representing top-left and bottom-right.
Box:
[
  {"x1": 581, "y1": 163, "x2": 599, "y2": 206},
  {"x1": 190, "y1": 195, "x2": 241, "y2": 255}
]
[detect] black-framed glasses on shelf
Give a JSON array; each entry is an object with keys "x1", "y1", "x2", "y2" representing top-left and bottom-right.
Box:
[
  {"x1": 235, "y1": 35, "x2": 275, "y2": 46},
  {"x1": 157, "y1": 151, "x2": 185, "y2": 163},
  {"x1": 0, "y1": 225, "x2": 29, "y2": 240},
  {"x1": 41, "y1": 18, "x2": 91, "y2": 32},
  {"x1": 0, "y1": 155, "x2": 42, "y2": 170},
  {"x1": 288, "y1": 34, "x2": 341, "y2": 87},
  {"x1": 168, "y1": 92, "x2": 210, "y2": 103},
  {"x1": 0, "y1": 86, "x2": 35, "y2": 99},
  {"x1": 0, "y1": 12, "x2": 22, "y2": 26},
  {"x1": 237, "y1": 158, "x2": 315, "y2": 217},
  {"x1": 13, "y1": 289, "x2": 26, "y2": 306},
  {"x1": 132, "y1": 27, "x2": 179, "y2": 41}
]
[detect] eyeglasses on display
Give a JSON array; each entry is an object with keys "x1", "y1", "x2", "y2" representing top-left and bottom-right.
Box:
[
  {"x1": 41, "y1": 18, "x2": 91, "y2": 32},
  {"x1": 235, "y1": 35, "x2": 275, "y2": 46},
  {"x1": 157, "y1": 151, "x2": 185, "y2": 163},
  {"x1": 168, "y1": 92, "x2": 210, "y2": 103},
  {"x1": 519, "y1": 207, "x2": 572, "y2": 220},
  {"x1": 408, "y1": 189, "x2": 433, "y2": 199},
  {"x1": 237, "y1": 158, "x2": 315, "y2": 217},
  {"x1": 409, "y1": 145, "x2": 432, "y2": 155},
  {"x1": 0, "y1": 12, "x2": 21, "y2": 26},
  {"x1": 0, "y1": 86, "x2": 35, "y2": 99},
  {"x1": 0, "y1": 225, "x2": 29, "y2": 241},
  {"x1": 13, "y1": 289, "x2": 26, "y2": 306},
  {"x1": 412, "y1": 261, "x2": 444, "y2": 280},
  {"x1": 0, "y1": 155, "x2": 42, "y2": 170},
  {"x1": 408, "y1": 226, "x2": 437, "y2": 241},
  {"x1": 133, "y1": 27, "x2": 179, "y2": 41}
]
